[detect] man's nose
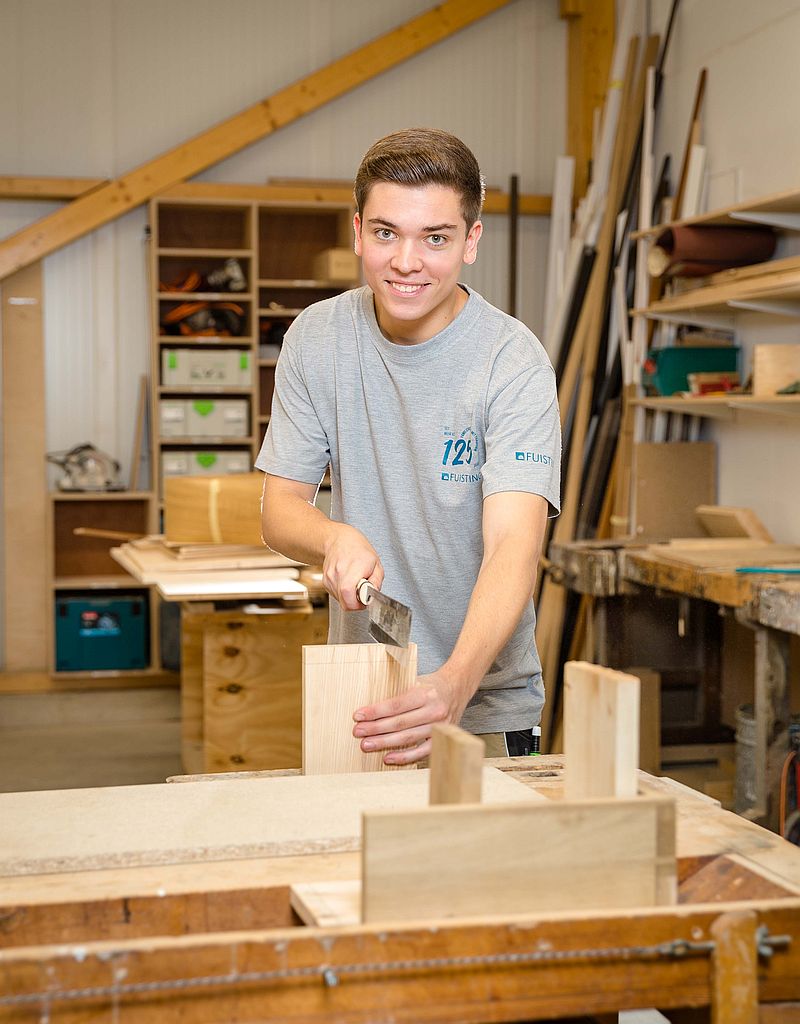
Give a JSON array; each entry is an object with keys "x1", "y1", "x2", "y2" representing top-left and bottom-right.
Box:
[{"x1": 390, "y1": 239, "x2": 423, "y2": 273}]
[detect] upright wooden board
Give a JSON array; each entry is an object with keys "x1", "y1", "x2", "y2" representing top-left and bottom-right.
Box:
[
  {"x1": 632, "y1": 442, "x2": 716, "y2": 538},
  {"x1": 361, "y1": 796, "x2": 676, "y2": 922},
  {"x1": 203, "y1": 609, "x2": 327, "y2": 772},
  {"x1": 0, "y1": 767, "x2": 534, "y2": 877},
  {"x1": 302, "y1": 643, "x2": 417, "y2": 774},
  {"x1": 429, "y1": 724, "x2": 484, "y2": 804},
  {"x1": 753, "y1": 344, "x2": 800, "y2": 397},
  {"x1": 564, "y1": 661, "x2": 640, "y2": 799},
  {"x1": 2, "y1": 263, "x2": 47, "y2": 669},
  {"x1": 626, "y1": 666, "x2": 662, "y2": 776}
]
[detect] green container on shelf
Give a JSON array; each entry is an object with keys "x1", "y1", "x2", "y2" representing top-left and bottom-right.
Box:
[{"x1": 642, "y1": 346, "x2": 739, "y2": 396}]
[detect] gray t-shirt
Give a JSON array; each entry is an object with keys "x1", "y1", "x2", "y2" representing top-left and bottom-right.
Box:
[{"x1": 256, "y1": 285, "x2": 561, "y2": 733}]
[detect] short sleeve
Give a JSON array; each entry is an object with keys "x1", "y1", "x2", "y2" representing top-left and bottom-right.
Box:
[
  {"x1": 481, "y1": 363, "x2": 561, "y2": 517},
  {"x1": 254, "y1": 323, "x2": 330, "y2": 484}
]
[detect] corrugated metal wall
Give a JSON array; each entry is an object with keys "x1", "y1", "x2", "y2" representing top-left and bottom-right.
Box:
[{"x1": 0, "y1": 0, "x2": 566, "y2": 484}]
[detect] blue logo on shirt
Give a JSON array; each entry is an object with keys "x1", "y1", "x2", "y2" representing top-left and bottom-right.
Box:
[
  {"x1": 440, "y1": 427, "x2": 481, "y2": 484},
  {"x1": 516, "y1": 451, "x2": 552, "y2": 464}
]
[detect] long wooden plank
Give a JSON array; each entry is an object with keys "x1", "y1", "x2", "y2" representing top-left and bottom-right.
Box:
[
  {"x1": 361, "y1": 796, "x2": 676, "y2": 922},
  {"x1": 0, "y1": 0, "x2": 515, "y2": 282},
  {"x1": 302, "y1": 643, "x2": 417, "y2": 775},
  {"x1": 0, "y1": 767, "x2": 533, "y2": 877},
  {"x1": 1, "y1": 264, "x2": 48, "y2": 669}
]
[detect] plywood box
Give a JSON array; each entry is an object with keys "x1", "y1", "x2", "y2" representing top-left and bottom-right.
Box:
[
  {"x1": 312, "y1": 247, "x2": 359, "y2": 282},
  {"x1": 164, "y1": 473, "x2": 263, "y2": 544},
  {"x1": 752, "y1": 344, "x2": 800, "y2": 396}
]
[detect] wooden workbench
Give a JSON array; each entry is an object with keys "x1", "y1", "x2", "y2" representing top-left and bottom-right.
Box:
[
  {"x1": 2, "y1": 759, "x2": 800, "y2": 1021},
  {"x1": 550, "y1": 538, "x2": 800, "y2": 833}
]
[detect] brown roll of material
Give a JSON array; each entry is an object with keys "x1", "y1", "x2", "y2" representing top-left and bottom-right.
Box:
[{"x1": 648, "y1": 224, "x2": 777, "y2": 278}]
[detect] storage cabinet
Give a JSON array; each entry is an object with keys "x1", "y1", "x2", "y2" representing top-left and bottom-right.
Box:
[
  {"x1": 149, "y1": 198, "x2": 358, "y2": 495},
  {"x1": 48, "y1": 491, "x2": 160, "y2": 678}
]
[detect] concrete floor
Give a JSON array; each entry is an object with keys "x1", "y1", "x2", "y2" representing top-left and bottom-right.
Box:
[{"x1": 0, "y1": 687, "x2": 182, "y2": 792}]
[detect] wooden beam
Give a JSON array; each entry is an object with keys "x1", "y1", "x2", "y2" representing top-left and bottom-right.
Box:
[
  {"x1": 561, "y1": 0, "x2": 616, "y2": 201},
  {"x1": 0, "y1": 176, "x2": 106, "y2": 201},
  {"x1": 163, "y1": 181, "x2": 552, "y2": 217},
  {"x1": 1, "y1": 263, "x2": 48, "y2": 669},
  {"x1": 0, "y1": 0, "x2": 516, "y2": 281}
]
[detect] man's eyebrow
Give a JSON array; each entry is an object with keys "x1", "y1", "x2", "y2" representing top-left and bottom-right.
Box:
[{"x1": 366, "y1": 218, "x2": 458, "y2": 233}]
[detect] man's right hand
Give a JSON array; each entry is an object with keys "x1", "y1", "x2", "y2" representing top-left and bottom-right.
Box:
[{"x1": 322, "y1": 524, "x2": 383, "y2": 610}]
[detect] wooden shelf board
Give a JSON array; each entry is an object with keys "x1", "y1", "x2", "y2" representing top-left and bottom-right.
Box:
[
  {"x1": 258, "y1": 359, "x2": 278, "y2": 367},
  {"x1": 158, "y1": 386, "x2": 253, "y2": 396},
  {"x1": 158, "y1": 335, "x2": 255, "y2": 345},
  {"x1": 258, "y1": 278, "x2": 358, "y2": 289},
  {"x1": 158, "y1": 291, "x2": 253, "y2": 301},
  {"x1": 632, "y1": 183, "x2": 800, "y2": 239},
  {"x1": 53, "y1": 574, "x2": 142, "y2": 590},
  {"x1": 50, "y1": 490, "x2": 152, "y2": 502},
  {"x1": 634, "y1": 271, "x2": 800, "y2": 321},
  {"x1": 159, "y1": 437, "x2": 254, "y2": 446},
  {"x1": 631, "y1": 395, "x2": 800, "y2": 419},
  {"x1": 48, "y1": 666, "x2": 172, "y2": 682},
  {"x1": 259, "y1": 308, "x2": 302, "y2": 318},
  {"x1": 158, "y1": 248, "x2": 253, "y2": 259},
  {"x1": 258, "y1": 415, "x2": 271, "y2": 424}
]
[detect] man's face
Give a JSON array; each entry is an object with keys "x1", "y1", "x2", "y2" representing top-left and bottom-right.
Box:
[{"x1": 353, "y1": 182, "x2": 482, "y2": 345}]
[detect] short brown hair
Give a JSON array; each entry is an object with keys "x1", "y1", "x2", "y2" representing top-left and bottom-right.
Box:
[{"x1": 354, "y1": 128, "x2": 485, "y2": 230}]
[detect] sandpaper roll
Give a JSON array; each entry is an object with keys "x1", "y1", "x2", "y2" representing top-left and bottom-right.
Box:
[{"x1": 648, "y1": 224, "x2": 777, "y2": 278}]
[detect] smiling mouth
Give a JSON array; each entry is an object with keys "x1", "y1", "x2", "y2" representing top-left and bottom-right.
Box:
[{"x1": 388, "y1": 281, "x2": 428, "y2": 294}]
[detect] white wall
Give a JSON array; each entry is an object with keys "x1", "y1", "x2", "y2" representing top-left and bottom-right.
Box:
[
  {"x1": 0, "y1": 0, "x2": 565, "y2": 486},
  {"x1": 646, "y1": 0, "x2": 800, "y2": 543}
]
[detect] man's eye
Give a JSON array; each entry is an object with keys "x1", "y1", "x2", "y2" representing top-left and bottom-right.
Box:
[
  {"x1": 428, "y1": 234, "x2": 447, "y2": 246},
  {"x1": 376, "y1": 228, "x2": 394, "y2": 240}
]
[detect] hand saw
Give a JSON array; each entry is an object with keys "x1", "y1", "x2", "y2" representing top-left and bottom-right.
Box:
[{"x1": 356, "y1": 579, "x2": 412, "y2": 648}]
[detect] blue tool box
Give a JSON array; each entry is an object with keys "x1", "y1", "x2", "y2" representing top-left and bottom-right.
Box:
[{"x1": 55, "y1": 594, "x2": 149, "y2": 672}]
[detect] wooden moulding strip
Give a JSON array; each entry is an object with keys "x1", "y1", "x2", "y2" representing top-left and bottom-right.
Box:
[
  {"x1": 0, "y1": 0, "x2": 516, "y2": 281},
  {"x1": 361, "y1": 796, "x2": 677, "y2": 923},
  {"x1": 2, "y1": 905, "x2": 800, "y2": 1019}
]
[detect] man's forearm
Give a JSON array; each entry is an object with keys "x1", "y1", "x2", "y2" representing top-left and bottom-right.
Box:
[
  {"x1": 440, "y1": 537, "x2": 539, "y2": 702},
  {"x1": 261, "y1": 486, "x2": 335, "y2": 566}
]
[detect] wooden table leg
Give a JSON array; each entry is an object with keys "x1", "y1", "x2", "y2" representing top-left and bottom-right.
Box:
[
  {"x1": 710, "y1": 910, "x2": 758, "y2": 1024},
  {"x1": 754, "y1": 626, "x2": 790, "y2": 834}
]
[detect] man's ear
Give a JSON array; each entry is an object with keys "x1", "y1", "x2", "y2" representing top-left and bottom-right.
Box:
[
  {"x1": 463, "y1": 220, "x2": 483, "y2": 265},
  {"x1": 353, "y1": 212, "x2": 362, "y2": 256}
]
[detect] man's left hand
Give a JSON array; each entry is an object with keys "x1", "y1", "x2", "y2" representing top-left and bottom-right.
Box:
[{"x1": 352, "y1": 669, "x2": 469, "y2": 766}]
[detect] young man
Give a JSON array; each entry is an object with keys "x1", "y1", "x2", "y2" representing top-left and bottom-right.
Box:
[{"x1": 257, "y1": 128, "x2": 560, "y2": 764}]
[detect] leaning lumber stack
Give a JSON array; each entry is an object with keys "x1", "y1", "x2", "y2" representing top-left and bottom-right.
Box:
[{"x1": 536, "y1": 0, "x2": 681, "y2": 749}]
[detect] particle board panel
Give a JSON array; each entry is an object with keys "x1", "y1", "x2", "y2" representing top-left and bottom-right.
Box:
[
  {"x1": 2, "y1": 263, "x2": 47, "y2": 669},
  {"x1": 632, "y1": 443, "x2": 716, "y2": 539},
  {"x1": 0, "y1": 766, "x2": 535, "y2": 877},
  {"x1": 564, "y1": 662, "x2": 640, "y2": 799},
  {"x1": 361, "y1": 796, "x2": 677, "y2": 922},
  {"x1": 302, "y1": 643, "x2": 418, "y2": 775},
  {"x1": 202, "y1": 609, "x2": 327, "y2": 772}
]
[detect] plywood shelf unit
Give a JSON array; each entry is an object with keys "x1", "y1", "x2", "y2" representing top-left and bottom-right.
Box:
[
  {"x1": 149, "y1": 196, "x2": 358, "y2": 493},
  {"x1": 633, "y1": 182, "x2": 800, "y2": 239},
  {"x1": 47, "y1": 491, "x2": 158, "y2": 678}
]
